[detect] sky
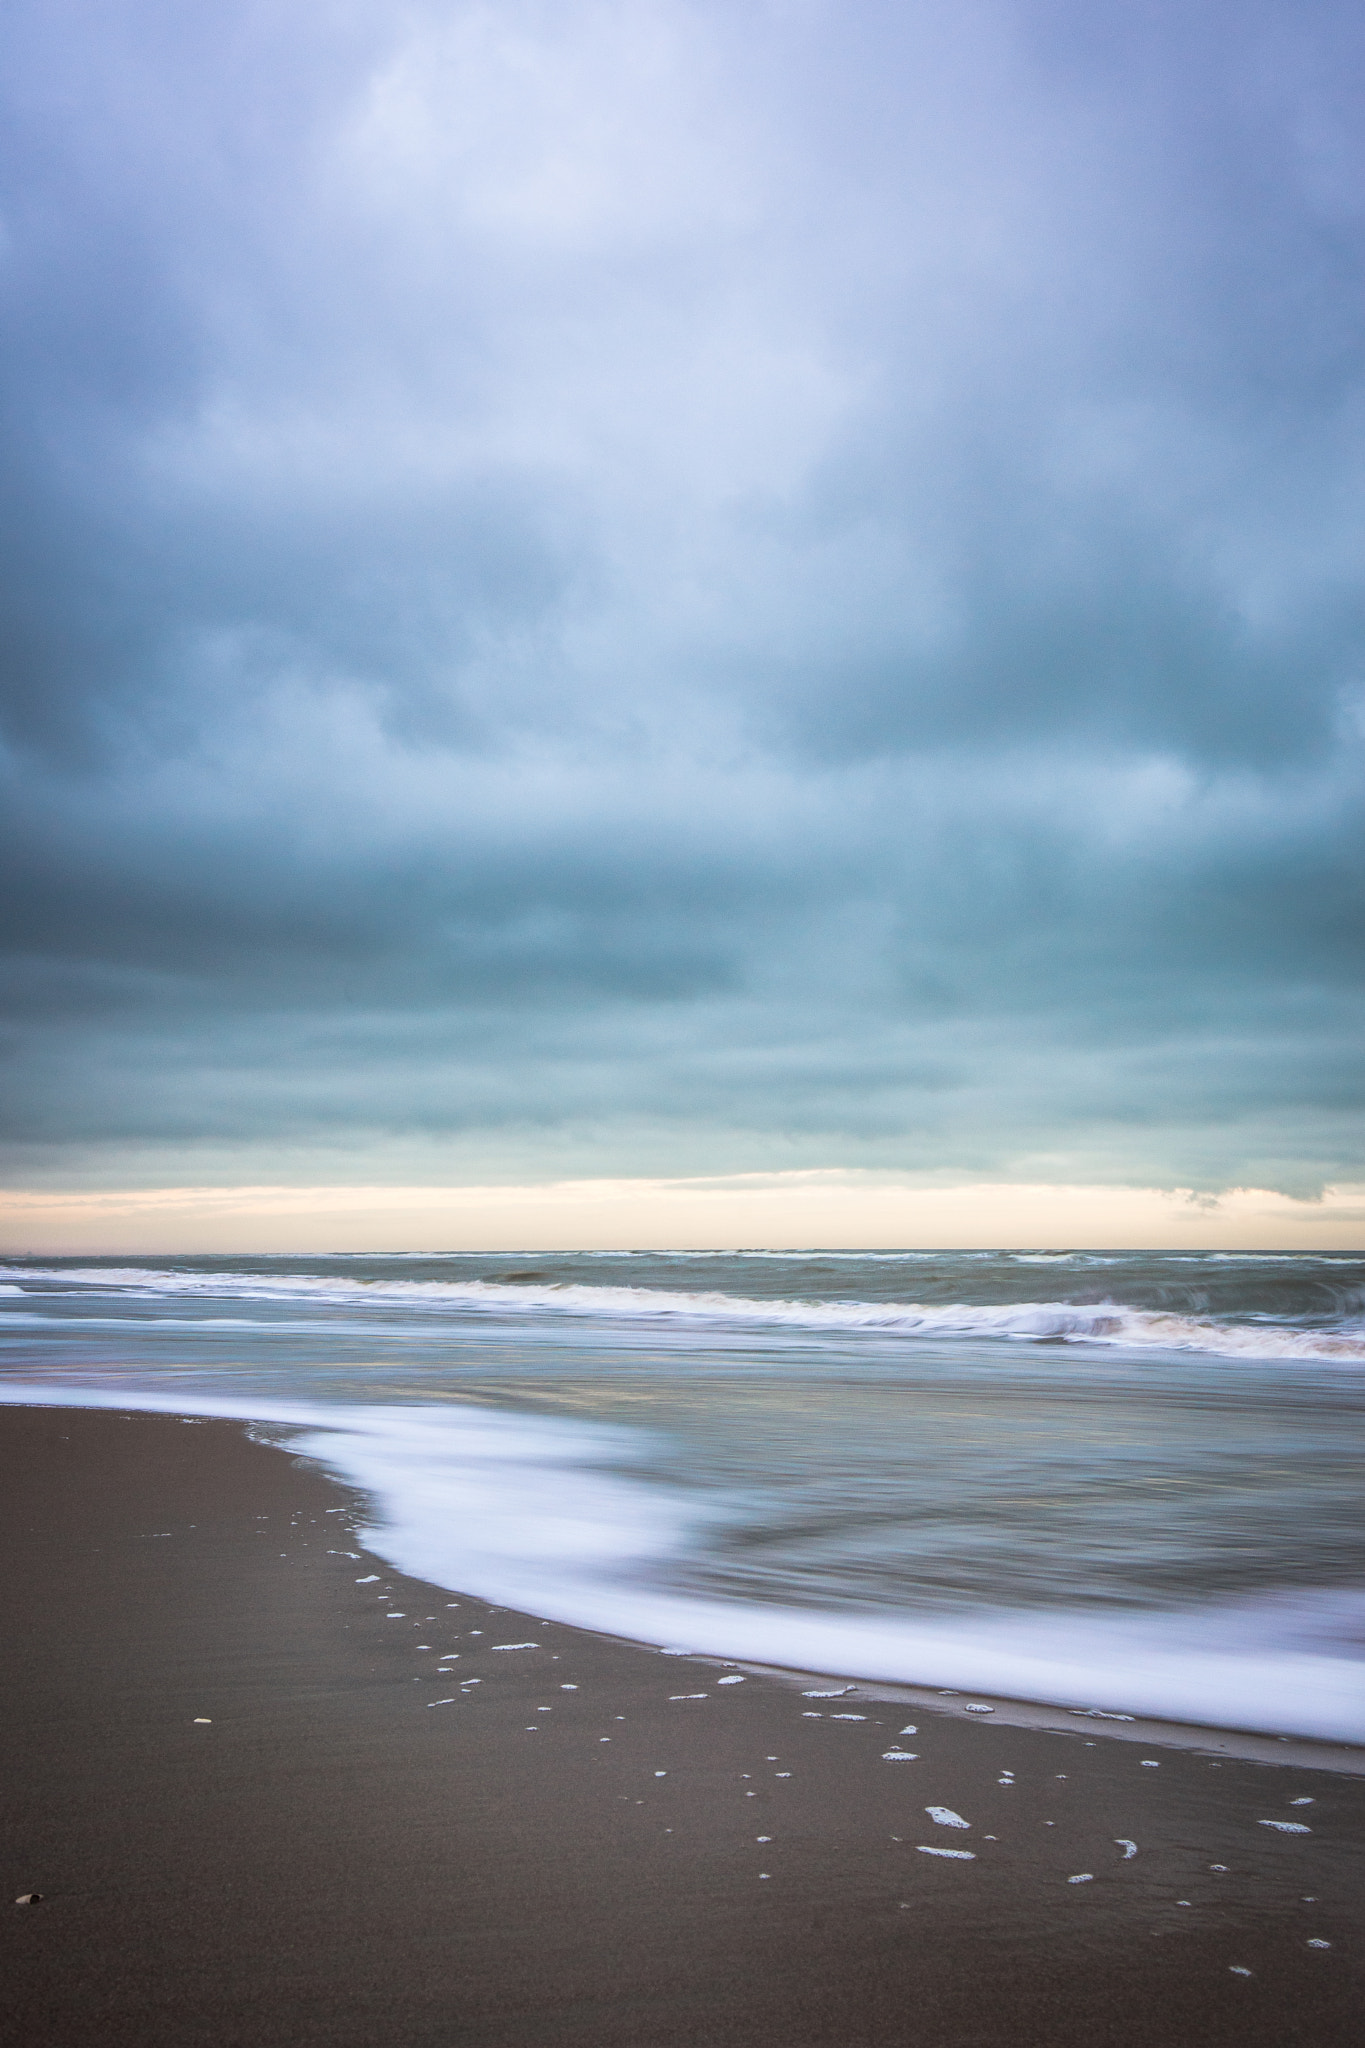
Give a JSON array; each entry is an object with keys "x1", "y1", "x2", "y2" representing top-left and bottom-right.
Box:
[{"x1": 2, "y1": 0, "x2": 1364, "y2": 1248}]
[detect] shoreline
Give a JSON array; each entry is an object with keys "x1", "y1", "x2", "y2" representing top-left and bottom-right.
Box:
[
  {"x1": 4, "y1": 1403, "x2": 1362, "y2": 2045},
  {"x1": 682, "y1": 1662, "x2": 1365, "y2": 1778},
  {"x1": 7, "y1": 1382, "x2": 1362, "y2": 1751}
]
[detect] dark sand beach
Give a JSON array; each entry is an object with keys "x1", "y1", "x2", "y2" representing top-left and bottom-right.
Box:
[{"x1": 3, "y1": 1404, "x2": 1362, "y2": 2046}]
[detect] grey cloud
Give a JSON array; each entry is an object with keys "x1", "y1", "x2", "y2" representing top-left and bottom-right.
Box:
[{"x1": 2, "y1": 0, "x2": 1363, "y2": 1196}]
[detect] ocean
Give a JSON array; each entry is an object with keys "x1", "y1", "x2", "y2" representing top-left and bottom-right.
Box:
[{"x1": 2, "y1": 1248, "x2": 1363, "y2": 1742}]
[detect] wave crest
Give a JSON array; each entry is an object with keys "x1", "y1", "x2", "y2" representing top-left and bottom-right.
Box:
[{"x1": 3, "y1": 1264, "x2": 1363, "y2": 1363}]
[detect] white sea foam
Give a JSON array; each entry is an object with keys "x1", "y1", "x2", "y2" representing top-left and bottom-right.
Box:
[
  {"x1": 4, "y1": 1266, "x2": 1362, "y2": 1364},
  {"x1": 2, "y1": 1381, "x2": 1363, "y2": 1744}
]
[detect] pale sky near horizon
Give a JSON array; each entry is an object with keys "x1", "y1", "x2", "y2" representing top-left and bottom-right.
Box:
[
  {"x1": 3, "y1": 1176, "x2": 1364, "y2": 1256},
  {"x1": 3, "y1": 1, "x2": 1364, "y2": 1233}
]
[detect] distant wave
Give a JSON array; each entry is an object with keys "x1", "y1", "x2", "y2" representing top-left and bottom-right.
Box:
[{"x1": 4, "y1": 1264, "x2": 1364, "y2": 1363}]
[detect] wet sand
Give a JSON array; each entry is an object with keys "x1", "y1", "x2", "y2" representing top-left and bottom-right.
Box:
[{"x1": 3, "y1": 1403, "x2": 1362, "y2": 2046}]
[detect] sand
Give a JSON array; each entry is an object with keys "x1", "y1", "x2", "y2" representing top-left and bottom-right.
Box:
[{"x1": 2, "y1": 1403, "x2": 1361, "y2": 2045}]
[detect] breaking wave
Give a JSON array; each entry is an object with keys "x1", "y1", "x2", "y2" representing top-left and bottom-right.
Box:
[{"x1": 4, "y1": 1263, "x2": 1363, "y2": 1364}]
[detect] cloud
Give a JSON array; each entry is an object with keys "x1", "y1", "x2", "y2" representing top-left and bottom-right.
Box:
[{"x1": 2, "y1": 0, "x2": 1363, "y2": 1200}]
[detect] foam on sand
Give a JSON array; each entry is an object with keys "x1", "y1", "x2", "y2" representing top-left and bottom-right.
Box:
[{"x1": 3, "y1": 1382, "x2": 1364, "y2": 1744}]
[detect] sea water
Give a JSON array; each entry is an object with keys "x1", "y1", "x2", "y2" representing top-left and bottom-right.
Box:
[{"x1": 2, "y1": 1248, "x2": 1363, "y2": 1741}]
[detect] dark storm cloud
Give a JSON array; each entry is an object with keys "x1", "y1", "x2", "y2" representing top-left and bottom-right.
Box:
[{"x1": 2, "y1": 0, "x2": 1363, "y2": 1192}]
